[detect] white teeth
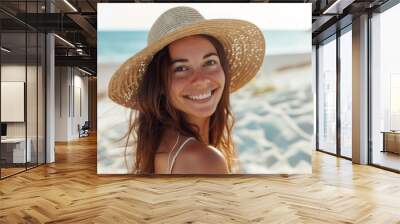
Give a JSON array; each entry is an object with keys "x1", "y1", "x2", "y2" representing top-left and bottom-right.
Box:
[{"x1": 187, "y1": 91, "x2": 212, "y2": 100}]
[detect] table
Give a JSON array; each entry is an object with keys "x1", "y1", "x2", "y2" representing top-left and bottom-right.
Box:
[
  {"x1": 381, "y1": 131, "x2": 400, "y2": 154},
  {"x1": 1, "y1": 138, "x2": 31, "y2": 163}
]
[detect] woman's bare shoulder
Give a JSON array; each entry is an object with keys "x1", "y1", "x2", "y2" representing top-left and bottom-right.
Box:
[
  {"x1": 154, "y1": 129, "x2": 177, "y2": 174},
  {"x1": 171, "y1": 139, "x2": 229, "y2": 174}
]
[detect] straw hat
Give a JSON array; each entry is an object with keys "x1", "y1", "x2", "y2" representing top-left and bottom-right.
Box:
[{"x1": 108, "y1": 6, "x2": 266, "y2": 109}]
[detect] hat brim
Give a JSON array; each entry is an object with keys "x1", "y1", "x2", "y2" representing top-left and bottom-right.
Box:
[{"x1": 108, "y1": 19, "x2": 266, "y2": 109}]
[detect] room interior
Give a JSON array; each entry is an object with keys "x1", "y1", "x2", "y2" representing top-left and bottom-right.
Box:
[{"x1": 0, "y1": 0, "x2": 399, "y2": 222}]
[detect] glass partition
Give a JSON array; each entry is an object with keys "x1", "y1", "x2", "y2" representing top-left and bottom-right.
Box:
[
  {"x1": 1, "y1": 30, "x2": 28, "y2": 177},
  {"x1": 27, "y1": 30, "x2": 38, "y2": 169},
  {"x1": 0, "y1": 1, "x2": 46, "y2": 179},
  {"x1": 26, "y1": 0, "x2": 43, "y2": 169}
]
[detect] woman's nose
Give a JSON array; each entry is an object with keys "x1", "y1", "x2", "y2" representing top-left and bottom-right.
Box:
[{"x1": 191, "y1": 68, "x2": 211, "y2": 88}]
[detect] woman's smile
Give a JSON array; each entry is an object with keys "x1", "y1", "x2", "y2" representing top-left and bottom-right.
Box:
[{"x1": 183, "y1": 88, "x2": 217, "y2": 102}]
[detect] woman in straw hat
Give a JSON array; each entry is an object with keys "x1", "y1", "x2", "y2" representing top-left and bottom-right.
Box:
[{"x1": 108, "y1": 6, "x2": 265, "y2": 174}]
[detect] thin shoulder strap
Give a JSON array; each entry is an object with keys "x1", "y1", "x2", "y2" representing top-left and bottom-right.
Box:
[
  {"x1": 167, "y1": 134, "x2": 180, "y2": 172},
  {"x1": 169, "y1": 137, "x2": 195, "y2": 174}
]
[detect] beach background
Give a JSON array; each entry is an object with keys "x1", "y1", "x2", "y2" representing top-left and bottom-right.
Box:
[{"x1": 97, "y1": 3, "x2": 313, "y2": 174}]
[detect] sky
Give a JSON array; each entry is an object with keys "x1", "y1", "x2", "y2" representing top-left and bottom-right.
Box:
[{"x1": 98, "y1": 3, "x2": 311, "y2": 31}]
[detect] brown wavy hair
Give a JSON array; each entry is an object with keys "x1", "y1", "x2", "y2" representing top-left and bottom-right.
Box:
[{"x1": 125, "y1": 35, "x2": 236, "y2": 174}]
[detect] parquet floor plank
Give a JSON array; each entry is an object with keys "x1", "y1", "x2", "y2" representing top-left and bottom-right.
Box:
[{"x1": 1, "y1": 134, "x2": 399, "y2": 223}]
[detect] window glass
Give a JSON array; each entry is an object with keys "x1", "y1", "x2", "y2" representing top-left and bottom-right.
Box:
[{"x1": 317, "y1": 37, "x2": 337, "y2": 154}]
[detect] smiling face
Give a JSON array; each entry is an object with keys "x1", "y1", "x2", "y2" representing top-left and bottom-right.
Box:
[{"x1": 167, "y1": 35, "x2": 226, "y2": 121}]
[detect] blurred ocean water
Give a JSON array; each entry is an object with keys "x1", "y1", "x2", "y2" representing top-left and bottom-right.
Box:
[
  {"x1": 98, "y1": 30, "x2": 311, "y2": 63},
  {"x1": 97, "y1": 30, "x2": 313, "y2": 174}
]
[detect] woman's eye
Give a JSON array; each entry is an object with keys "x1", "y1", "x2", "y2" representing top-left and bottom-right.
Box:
[
  {"x1": 174, "y1": 66, "x2": 188, "y2": 72},
  {"x1": 205, "y1": 60, "x2": 217, "y2": 66}
]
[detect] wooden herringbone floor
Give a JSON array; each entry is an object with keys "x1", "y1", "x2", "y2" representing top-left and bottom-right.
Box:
[{"x1": 1, "y1": 135, "x2": 400, "y2": 224}]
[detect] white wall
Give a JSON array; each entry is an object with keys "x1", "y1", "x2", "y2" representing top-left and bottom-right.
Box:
[
  {"x1": 1, "y1": 65, "x2": 38, "y2": 138},
  {"x1": 73, "y1": 73, "x2": 89, "y2": 138},
  {"x1": 55, "y1": 67, "x2": 69, "y2": 141},
  {"x1": 54, "y1": 67, "x2": 89, "y2": 141}
]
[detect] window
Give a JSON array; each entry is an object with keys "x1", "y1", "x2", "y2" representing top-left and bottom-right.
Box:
[
  {"x1": 317, "y1": 36, "x2": 337, "y2": 154},
  {"x1": 371, "y1": 2, "x2": 400, "y2": 171},
  {"x1": 339, "y1": 28, "x2": 352, "y2": 158}
]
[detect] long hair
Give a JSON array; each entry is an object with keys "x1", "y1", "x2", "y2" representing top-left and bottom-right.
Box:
[{"x1": 126, "y1": 35, "x2": 236, "y2": 174}]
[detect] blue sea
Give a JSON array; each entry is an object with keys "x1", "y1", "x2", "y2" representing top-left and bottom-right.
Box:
[{"x1": 98, "y1": 30, "x2": 311, "y2": 64}]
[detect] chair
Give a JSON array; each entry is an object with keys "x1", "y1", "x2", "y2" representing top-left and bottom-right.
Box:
[{"x1": 78, "y1": 121, "x2": 90, "y2": 138}]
